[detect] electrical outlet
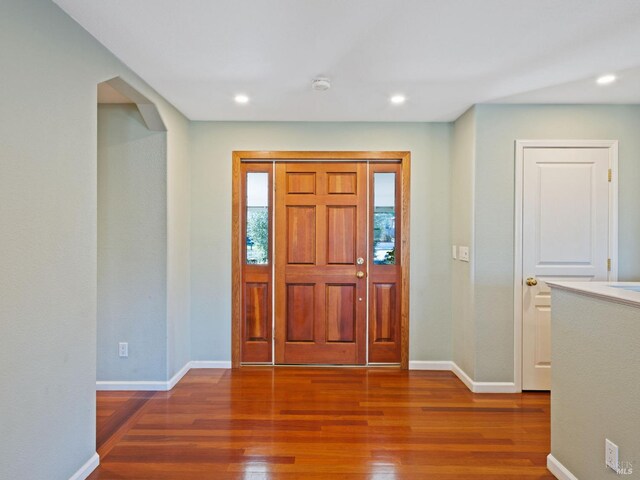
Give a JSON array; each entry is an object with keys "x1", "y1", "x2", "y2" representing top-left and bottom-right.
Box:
[
  {"x1": 606, "y1": 439, "x2": 619, "y2": 471},
  {"x1": 459, "y1": 246, "x2": 470, "y2": 262},
  {"x1": 452, "y1": 245, "x2": 457, "y2": 259},
  {"x1": 118, "y1": 342, "x2": 128, "y2": 358}
]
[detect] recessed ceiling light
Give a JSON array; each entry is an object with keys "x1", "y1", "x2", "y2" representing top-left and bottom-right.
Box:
[
  {"x1": 596, "y1": 74, "x2": 617, "y2": 85},
  {"x1": 234, "y1": 94, "x2": 249, "y2": 104},
  {"x1": 390, "y1": 94, "x2": 406, "y2": 105}
]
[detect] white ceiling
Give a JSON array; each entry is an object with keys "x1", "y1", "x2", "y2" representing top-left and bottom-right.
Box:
[{"x1": 54, "y1": 0, "x2": 640, "y2": 122}]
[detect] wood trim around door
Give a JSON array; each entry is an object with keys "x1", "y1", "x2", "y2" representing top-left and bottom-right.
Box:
[{"x1": 232, "y1": 151, "x2": 411, "y2": 369}]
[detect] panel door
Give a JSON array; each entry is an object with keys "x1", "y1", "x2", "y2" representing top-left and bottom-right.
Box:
[
  {"x1": 522, "y1": 147, "x2": 611, "y2": 390},
  {"x1": 275, "y1": 163, "x2": 367, "y2": 364}
]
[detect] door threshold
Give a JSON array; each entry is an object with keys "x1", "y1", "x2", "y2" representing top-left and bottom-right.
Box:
[{"x1": 240, "y1": 363, "x2": 401, "y2": 368}]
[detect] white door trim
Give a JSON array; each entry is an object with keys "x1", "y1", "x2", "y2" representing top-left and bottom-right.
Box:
[{"x1": 513, "y1": 139, "x2": 618, "y2": 392}]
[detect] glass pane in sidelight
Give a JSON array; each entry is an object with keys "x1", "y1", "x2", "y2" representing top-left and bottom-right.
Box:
[
  {"x1": 246, "y1": 172, "x2": 269, "y2": 264},
  {"x1": 373, "y1": 173, "x2": 396, "y2": 265}
]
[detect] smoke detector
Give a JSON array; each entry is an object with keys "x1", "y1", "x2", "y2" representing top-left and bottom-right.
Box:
[{"x1": 312, "y1": 77, "x2": 331, "y2": 91}]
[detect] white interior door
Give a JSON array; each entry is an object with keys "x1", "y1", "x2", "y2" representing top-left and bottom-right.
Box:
[{"x1": 522, "y1": 146, "x2": 612, "y2": 390}]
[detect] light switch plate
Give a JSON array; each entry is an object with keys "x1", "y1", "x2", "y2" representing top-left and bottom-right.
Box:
[
  {"x1": 459, "y1": 246, "x2": 470, "y2": 262},
  {"x1": 606, "y1": 439, "x2": 619, "y2": 471},
  {"x1": 452, "y1": 245, "x2": 457, "y2": 259}
]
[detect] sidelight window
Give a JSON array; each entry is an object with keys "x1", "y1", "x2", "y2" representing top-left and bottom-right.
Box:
[
  {"x1": 246, "y1": 172, "x2": 269, "y2": 264},
  {"x1": 373, "y1": 172, "x2": 396, "y2": 265}
]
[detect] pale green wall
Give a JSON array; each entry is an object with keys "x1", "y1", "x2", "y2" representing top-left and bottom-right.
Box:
[
  {"x1": 167, "y1": 104, "x2": 192, "y2": 379},
  {"x1": 189, "y1": 122, "x2": 453, "y2": 362},
  {"x1": 0, "y1": 0, "x2": 190, "y2": 478},
  {"x1": 551, "y1": 288, "x2": 640, "y2": 478},
  {"x1": 98, "y1": 105, "x2": 167, "y2": 381},
  {"x1": 451, "y1": 107, "x2": 476, "y2": 377},
  {"x1": 472, "y1": 104, "x2": 640, "y2": 382}
]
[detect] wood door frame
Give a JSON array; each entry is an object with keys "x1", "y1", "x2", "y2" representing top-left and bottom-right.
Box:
[
  {"x1": 232, "y1": 151, "x2": 411, "y2": 369},
  {"x1": 513, "y1": 140, "x2": 618, "y2": 392}
]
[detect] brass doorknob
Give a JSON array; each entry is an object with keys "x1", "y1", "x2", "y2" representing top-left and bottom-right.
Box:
[
  {"x1": 356, "y1": 271, "x2": 366, "y2": 279},
  {"x1": 526, "y1": 277, "x2": 538, "y2": 286}
]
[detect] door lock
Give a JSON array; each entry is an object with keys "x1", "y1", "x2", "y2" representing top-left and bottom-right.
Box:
[{"x1": 356, "y1": 257, "x2": 365, "y2": 265}]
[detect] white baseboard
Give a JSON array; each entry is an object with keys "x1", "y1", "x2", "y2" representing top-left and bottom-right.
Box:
[
  {"x1": 449, "y1": 362, "x2": 475, "y2": 390},
  {"x1": 409, "y1": 361, "x2": 518, "y2": 394},
  {"x1": 547, "y1": 454, "x2": 579, "y2": 480},
  {"x1": 95, "y1": 380, "x2": 171, "y2": 391},
  {"x1": 96, "y1": 360, "x2": 231, "y2": 391},
  {"x1": 97, "y1": 359, "x2": 515, "y2": 394},
  {"x1": 166, "y1": 361, "x2": 192, "y2": 390},
  {"x1": 451, "y1": 362, "x2": 518, "y2": 393},
  {"x1": 69, "y1": 452, "x2": 99, "y2": 480},
  {"x1": 470, "y1": 382, "x2": 518, "y2": 394},
  {"x1": 190, "y1": 360, "x2": 232, "y2": 369},
  {"x1": 409, "y1": 360, "x2": 453, "y2": 370}
]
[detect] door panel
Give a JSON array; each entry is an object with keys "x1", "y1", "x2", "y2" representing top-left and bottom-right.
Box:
[
  {"x1": 327, "y1": 206, "x2": 356, "y2": 264},
  {"x1": 287, "y1": 172, "x2": 316, "y2": 194},
  {"x1": 372, "y1": 283, "x2": 397, "y2": 343},
  {"x1": 245, "y1": 283, "x2": 269, "y2": 341},
  {"x1": 534, "y1": 298, "x2": 551, "y2": 367},
  {"x1": 327, "y1": 172, "x2": 357, "y2": 194},
  {"x1": 287, "y1": 206, "x2": 316, "y2": 264},
  {"x1": 286, "y1": 284, "x2": 315, "y2": 341},
  {"x1": 538, "y1": 164, "x2": 594, "y2": 263},
  {"x1": 522, "y1": 147, "x2": 610, "y2": 390},
  {"x1": 326, "y1": 284, "x2": 356, "y2": 342},
  {"x1": 275, "y1": 163, "x2": 367, "y2": 365}
]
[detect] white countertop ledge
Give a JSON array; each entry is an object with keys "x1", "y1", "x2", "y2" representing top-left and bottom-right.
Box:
[{"x1": 547, "y1": 281, "x2": 640, "y2": 308}]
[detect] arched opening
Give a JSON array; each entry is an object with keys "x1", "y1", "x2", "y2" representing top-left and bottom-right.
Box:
[{"x1": 96, "y1": 77, "x2": 167, "y2": 455}]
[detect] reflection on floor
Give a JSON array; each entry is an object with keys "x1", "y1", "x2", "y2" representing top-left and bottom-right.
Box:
[{"x1": 91, "y1": 368, "x2": 554, "y2": 479}]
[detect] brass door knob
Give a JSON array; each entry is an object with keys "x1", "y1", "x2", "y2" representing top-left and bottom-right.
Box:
[
  {"x1": 356, "y1": 271, "x2": 366, "y2": 279},
  {"x1": 526, "y1": 277, "x2": 538, "y2": 286}
]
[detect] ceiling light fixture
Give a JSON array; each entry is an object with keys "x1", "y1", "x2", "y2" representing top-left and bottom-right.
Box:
[
  {"x1": 234, "y1": 94, "x2": 249, "y2": 104},
  {"x1": 390, "y1": 94, "x2": 406, "y2": 105},
  {"x1": 312, "y1": 77, "x2": 331, "y2": 91},
  {"x1": 596, "y1": 74, "x2": 617, "y2": 85}
]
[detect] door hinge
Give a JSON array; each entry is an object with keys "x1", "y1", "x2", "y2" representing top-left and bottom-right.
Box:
[
  {"x1": 607, "y1": 258, "x2": 612, "y2": 271},
  {"x1": 608, "y1": 169, "x2": 612, "y2": 182}
]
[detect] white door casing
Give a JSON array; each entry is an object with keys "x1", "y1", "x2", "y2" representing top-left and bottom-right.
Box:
[{"x1": 515, "y1": 141, "x2": 618, "y2": 391}]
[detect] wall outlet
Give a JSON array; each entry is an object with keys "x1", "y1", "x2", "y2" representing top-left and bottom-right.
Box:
[
  {"x1": 459, "y1": 246, "x2": 470, "y2": 262},
  {"x1": 118, "y1": 342, "x2": 128, "y2": 358},
  {"x1": 606, "y1": 438, "x2": 619, "y2": 471},
  {"x1": 452, "y1": 245, "x2": 457, "y2": 259}
]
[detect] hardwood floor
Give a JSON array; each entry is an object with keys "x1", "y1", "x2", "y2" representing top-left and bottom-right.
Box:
[{"x1": 90, "y1": 368, "x2": 554, "y2": 479}]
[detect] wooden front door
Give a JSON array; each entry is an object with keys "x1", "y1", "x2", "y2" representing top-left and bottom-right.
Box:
[{"x1": 275, "y1": 162, "x2": 367, "y2": 364}]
